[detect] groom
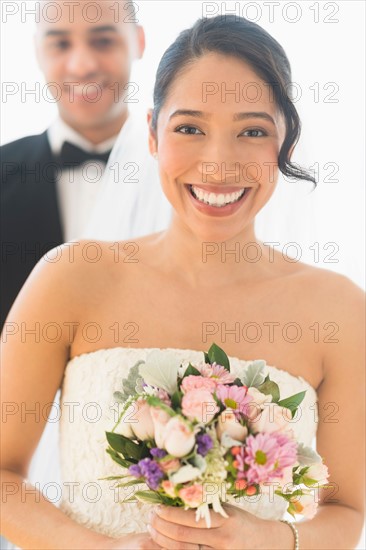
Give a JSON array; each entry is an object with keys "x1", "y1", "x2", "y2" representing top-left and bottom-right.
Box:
[{"x1": 0, "y1": 0, "x2": 145, "y2": 331}]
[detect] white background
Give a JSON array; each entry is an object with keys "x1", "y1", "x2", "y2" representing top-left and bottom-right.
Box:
[{"x1": 1, "y1": 1, "x2": 365, "y2": 548}]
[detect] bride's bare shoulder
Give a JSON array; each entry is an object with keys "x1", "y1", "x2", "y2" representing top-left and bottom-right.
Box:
[{"x1": 287, "y1": 259, "x2": 365, "y2": 316}]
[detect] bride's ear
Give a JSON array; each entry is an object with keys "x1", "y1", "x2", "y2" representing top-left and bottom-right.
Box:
[{"x1": 147, "y1": 109, "x2": 158, "y2": 158}]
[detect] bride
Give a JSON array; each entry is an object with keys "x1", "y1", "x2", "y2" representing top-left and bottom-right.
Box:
[{"x1": 1, "y1": 15, "x2": 364, "y2": 550}]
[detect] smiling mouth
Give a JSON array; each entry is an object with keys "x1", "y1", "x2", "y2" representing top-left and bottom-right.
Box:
[{"x1": 188, "y1": 184, "x2": 250, "y2": 208}]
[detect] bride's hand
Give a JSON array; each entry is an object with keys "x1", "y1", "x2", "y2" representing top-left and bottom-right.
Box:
[
  {"x1": 103, "y1": 532, "x2": 162, "y2": 550},
  {"x1": 147, "y1": 504, "x2": 285, "y2": 550}
]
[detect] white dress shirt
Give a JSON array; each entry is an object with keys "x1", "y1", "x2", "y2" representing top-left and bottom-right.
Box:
[{"x1": 47, "y1": 117, "x2": 118, "y2": 243}]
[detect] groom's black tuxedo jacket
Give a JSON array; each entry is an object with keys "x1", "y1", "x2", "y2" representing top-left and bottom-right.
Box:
[{"x1": 1, "y1": 131, "x2": 64, "y2": 331}]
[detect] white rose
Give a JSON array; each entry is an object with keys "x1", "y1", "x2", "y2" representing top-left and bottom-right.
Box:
[
  {"x1": 150, "y1": 407, "x2": 171, "y2": 448},
  {"x1": 216, "y1": 409, "x2": 248, "y2": 442},
  {"x1": 293, "y1": 491, "x2": 318, "y2": 519},
  {"x1": 163, "y1": 416, "x2": 196, "y2": 458},
  {"x1": 131, "y1": 398, "x2": 155, "y2": 440},
  {"x1": 304, "y1": 462, "x2": 329, "y2": 486},
  {"x1": 120, "y1": 398, "x2": 154, "y2": 441},
  {"x1": 119, "y1": 403, "x2": 135, "y2": 439},
  {"x1": 249, "y1": 403, "x2": 294, "y2": 436},
  {"x1": 245, "y1": 387, "x2": 273, "y2": 421},
  {"x1": 170, "y1": 464, "x2": 202, "y2": 484}
]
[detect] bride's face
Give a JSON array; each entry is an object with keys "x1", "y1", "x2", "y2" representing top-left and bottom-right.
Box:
[{"x1": 149, "y1": 52, "x2": 286, "y2": 242}]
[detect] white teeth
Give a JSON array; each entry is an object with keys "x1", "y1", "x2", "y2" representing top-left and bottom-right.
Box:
[{"x1": 190, "y1": 185, "x2": 247, "y2": 207}]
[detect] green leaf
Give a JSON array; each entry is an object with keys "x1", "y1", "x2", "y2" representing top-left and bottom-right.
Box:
[
  {"x1": 98, "y1": 474, "x2": 133, "y2": 481},
  {"x1": 113, "y1": 391, "x2": 126, "y2": 404},
  {"x1": 257, "y1": 379, "x2": 280, "y2": 402},
  {"x1": 116, "y1": 479, "x2": 146, "y2": 488},
  {"x1": 115, "y1": 361, "x2": 145, "y2": 403},
  {"x1": 204, "y1": 352, "x2": 210, "y2": 364},
  {"x1": 134, "y1": 490, "x2": 165, "y2": 504},
  {"x1": 240, "y1": 360, "x2": 266, "y2": 387},
  {"x1": 232, "y1": 378, "x2": 243, "y2": 386},
  {"x1": 139, "y1": 350, "x2": 181, "y2": 394},
  {"x1": 207, "y1": 343, "x2": 230, "y2": 371},
  {"x1": 286, "y1": 503, "x2": 297, "y2": 519},
  {"x1": 106, "y1": 447, "x2": 136, "y2": 468},
  {"x1": 183, "y1": 364, "x2": 201, "y2": 377},
  {"x1": 302, "y1": 476, "x2": 319, "y2": 487},
  {"x1": 278, "y1": 391, "x2": 306, "y2": 417},
  {"x1": 275, "y1": 488, "x2": 303, "y2": 502},
  {"x1": 144, "y1": 396, "x2": 176, "y2": 417},
  {"x1": 106, "y1": 432, "x2": 150, "y2": 460},
  {"x1": 296, "y1": 443, "x2": 322, "y2": 466},
  {"x1": 171, "y1": 390, "x2": 182, "y2": 409}
]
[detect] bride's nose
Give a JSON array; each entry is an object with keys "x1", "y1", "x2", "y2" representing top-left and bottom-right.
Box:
[{"x1": 196, "y1": 138, "x2": 242, "y2": 184}]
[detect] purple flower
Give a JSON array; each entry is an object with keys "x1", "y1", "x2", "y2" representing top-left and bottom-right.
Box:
[
  {"x1": 196, "y1": 433, "x2": 213, "y2": 456},
  {"x1": 128, "y1": 464, "x2": 142, "y2": 477},
  {"x1": 150, "y1": 447, "x2": 167, "y2": 459},
  {"x1": 131, "y1": 458, "x2": 164, "y2": 490}
]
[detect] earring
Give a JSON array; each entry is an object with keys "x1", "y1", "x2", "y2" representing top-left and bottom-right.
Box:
[{"x1": 153, "y1": 152, "x2": 158, "y2": 160}]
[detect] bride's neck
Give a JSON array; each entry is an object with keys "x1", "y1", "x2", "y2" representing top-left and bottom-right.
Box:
[{"x1": 153, "y1": 218, "x2": 267, "y2": 289}]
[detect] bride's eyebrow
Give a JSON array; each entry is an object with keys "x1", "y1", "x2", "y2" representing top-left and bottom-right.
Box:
[
  {"x1": 169, "y1": 109, "x2": 208, "y2": 120},
  {"x1": 233, "y1": 112, "x2": 276, "y2": 126},
  {"x1": 169, "y1": 109, "x2": 275, "y2": 126}
]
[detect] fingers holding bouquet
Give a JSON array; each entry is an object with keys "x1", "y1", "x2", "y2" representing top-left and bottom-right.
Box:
[
  {"x1": 148, "y1": 504, "x2": 217, "y2": 549},
  {"x1": 148, "y1": 503, "x2": 264, "y2": 550}
]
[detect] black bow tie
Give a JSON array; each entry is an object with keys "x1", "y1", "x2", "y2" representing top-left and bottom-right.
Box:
[{"x1": 58, "y1": 141, "x2": 112, "y2": 168}]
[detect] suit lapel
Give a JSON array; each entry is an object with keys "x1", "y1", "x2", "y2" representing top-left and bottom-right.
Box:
[{"x1": 26, "y1": 130, "x2": 65, "y2": 245}]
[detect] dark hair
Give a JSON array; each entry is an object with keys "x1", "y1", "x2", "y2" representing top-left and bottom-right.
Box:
[{"x1": 152, "y1": 15, "x2": 316, "y2": 187}]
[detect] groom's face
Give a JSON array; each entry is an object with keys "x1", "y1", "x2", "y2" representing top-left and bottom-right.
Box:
[{"x1": 35, "y1": 0, "x2": 144, "y2": 130}]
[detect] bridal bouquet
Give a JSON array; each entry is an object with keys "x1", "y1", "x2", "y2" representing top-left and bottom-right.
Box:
[{"x1": 104, "y1": 344, "x2": 329, "y2": 527}]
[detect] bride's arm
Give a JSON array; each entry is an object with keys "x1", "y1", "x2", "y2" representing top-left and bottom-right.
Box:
[
  {"x1": 293, "y1": 274, "x2": 365, "y2": 549},
  {"x1": 0, "y1": 244, "x2": 158, "y2": 550}
]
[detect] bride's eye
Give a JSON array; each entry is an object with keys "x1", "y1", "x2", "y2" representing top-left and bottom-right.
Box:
[
  {"x1": 240, "y1": 128, "x2": 267, "y2": 138},
  {"x1": 174, "y1": 125, "x2": 204, "y2": 135}
]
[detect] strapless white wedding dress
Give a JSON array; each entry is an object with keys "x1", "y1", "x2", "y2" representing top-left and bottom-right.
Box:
[{"x1": 59, "y1": 347, "x2": 318, "y2": 539}]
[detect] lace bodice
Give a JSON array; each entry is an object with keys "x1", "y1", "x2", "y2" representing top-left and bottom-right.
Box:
[{"x1": 59, "y1": 347, "x2": 318, "y2": 539}]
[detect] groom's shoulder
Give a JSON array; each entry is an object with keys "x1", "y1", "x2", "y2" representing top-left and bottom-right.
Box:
[{"x1": 1, "y1": 132, "x2": 49, "y2": 162}]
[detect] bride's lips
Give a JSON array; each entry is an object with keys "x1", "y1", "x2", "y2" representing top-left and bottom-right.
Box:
[{"x1": 185, "y1": 183, "x2": 252, "y2": 217}]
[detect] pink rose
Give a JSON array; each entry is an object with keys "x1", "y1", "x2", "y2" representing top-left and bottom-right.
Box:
[
  {"x1": 216, "y1": 409, "x2": 248, "y2": 442},
  {"x1": 179, "y1": 484, "x2": 204, "y2": 508},
  {"x1": 162, "y1": 480, "x2": 177, "y2": 498},
  {"x1": 163, "y1": 416, "x2": 196, "y2": 457},
  {"x1": 159, "y1": 458, "x2": 181, "y2": 474},
  {"x1": 181, "y1": 389, "x2": 219, "y2": 423},
  {"x1": 181, "y1": 375, "x2": 216, "y2": 394},
  {"x1": 249, "y1": 403, "x2": 294, "y2": 437}
]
